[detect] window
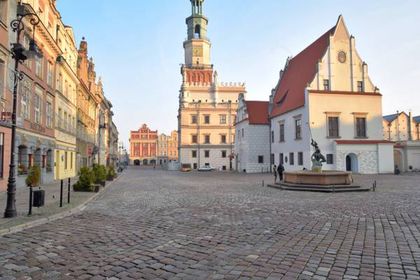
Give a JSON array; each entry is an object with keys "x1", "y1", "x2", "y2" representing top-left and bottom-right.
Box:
[
  {"x1": 289, "y1": 153, "x2": 294, "y2": 165},
  {"x1": 328, "y1": 117, "x2": 339, "y2": 138},
  {"x1": 193, "y1": 163, "x2": 197, "y2": 169},
  {"x1": 258, "y1": 156, "x2": 264, "y2": 164},
  {"x1": 192, "y1": 150, "x2": 197, "y2": 158},
  {"x1": 47, "y1": 62, "x2": 53, "y2": 86},
  {"x1": 279, "y1": 153, "x2": 284, "y2": 165},
  {"x1": 0, "y1": 0, "x2": 7, "y2": 23},
  {"x1": 204, "y1": 134, "x2": 210, "y2": 144},
  {"x1": 0, "y1": 133, "x2": 4, "y2": 178},
  {"x1": 221, "y1": 150, "x2": 227, "y2": 158},
  {"x1": 323, "y1": 79, "x2": 330, "y2": 91},
  {"x1": 46, "y1": 100, "x2": 52, "y2": 128},
  {"x1": 357, "y1": 81, "x2": 364, "y2": 92},
  {"x1": 64, "y1": 151, "x2": 68, "y2": 169},
  {"x1": 204, "y1": 115, "x2": 210, "y2": 124},
  {"x1": 35, "y1": 56, "x2": 43, "y2": 78},
  {"x1": 191, "y1": 134, "x2": 198, "y2": 144},
  {"x1": 298, "y1": 152, "x2": 303, "y2": 166},
  {"x1": 221, "y1": 134, "x2": 227, "y2": 144},
  {"x1": 57, "y1": 73, "x2": 63, "y2": 93},
  {"x1": 20, "y1": 80, "x2": 31, "y2": 119},
  {"x1": 34, "y1": 94, "x2": 41, "y2": 124},
  {"x1": 356, "y1": 117, "x2": 367, "y2": 138},
  {"x1": 295, "y1": 119, "x2": 302, "y2": 139},
  {"x1": 191, "y1": 115, "x2": 197, "y2": 124},
  {"x1": 327, "y1": 154, "x2": 334, "y2": 164},
  {"x1": 0, "y1": 60, "x2": 5, "y2": 99},
  {"x1": 271, "y1": 131, "x2": 274, "y2": 143},
  {"x1": 70, "y1": 152, "x2": 73, "y2": 169},
  {"x1": 279, "y1": 123, "x2": 285, "y2": 142},
  {"x1": 219, "y1": 114, "x2": 227, "y2": 124},
  {"x1": 241, "y1": 128, "x2": 244, "y2": 137},
  {"x1": 204, "y1": 150, "x2": 210, "y2": 158}
]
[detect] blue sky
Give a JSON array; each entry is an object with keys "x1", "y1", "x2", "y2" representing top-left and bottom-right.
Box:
[{"x1": 57, "y1": 0, "x2": 420, "y2": 146}]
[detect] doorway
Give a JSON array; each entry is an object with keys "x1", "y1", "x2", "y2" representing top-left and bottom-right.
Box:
[{"x1": 345, "y1": 153, "x2": 358, "y2": 172}]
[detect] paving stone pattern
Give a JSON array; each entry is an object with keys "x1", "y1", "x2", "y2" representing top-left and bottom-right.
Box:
[{"x1": 1, "y1": 168, "x2": 420, "y2": 279}]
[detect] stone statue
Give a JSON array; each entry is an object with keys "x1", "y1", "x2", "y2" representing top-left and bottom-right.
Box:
[{"x1": 311, "y1": 139, "x2": 326, "y2": 172}]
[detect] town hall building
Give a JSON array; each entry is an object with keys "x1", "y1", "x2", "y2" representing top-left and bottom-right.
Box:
[
  {"x1": 270, "y1": 16, "x2": 394, "y2": 174},
  {"x1": 178, "y1": 0, "x2": 246, "y2": 171}
]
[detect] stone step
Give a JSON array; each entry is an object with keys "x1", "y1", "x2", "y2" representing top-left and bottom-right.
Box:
[{"x1": 267, "y1": 183, "x2": 371, "y2": 193}]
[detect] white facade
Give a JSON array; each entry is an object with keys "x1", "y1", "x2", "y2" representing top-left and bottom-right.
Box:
[{"x1": 270, "y1": 16, "x2": 394, "y2": 174}]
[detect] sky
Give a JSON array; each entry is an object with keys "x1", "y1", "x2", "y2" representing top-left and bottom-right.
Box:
[{"x1": 57, "y1": 0, "x2": 420, "y2": 147}]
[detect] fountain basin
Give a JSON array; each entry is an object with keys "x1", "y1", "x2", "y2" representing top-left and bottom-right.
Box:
[{"x1": 284, "y1": 171, "x2": 352, "y2": 185}]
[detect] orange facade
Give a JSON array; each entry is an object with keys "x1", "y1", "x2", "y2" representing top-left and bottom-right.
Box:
[{"x1": 130, "y1": 124, "x2": 158, "y2": 165}]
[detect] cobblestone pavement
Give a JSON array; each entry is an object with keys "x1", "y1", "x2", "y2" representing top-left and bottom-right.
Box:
[{"x1": 1, "y1": 168, "x2": 420, "y2": 279}]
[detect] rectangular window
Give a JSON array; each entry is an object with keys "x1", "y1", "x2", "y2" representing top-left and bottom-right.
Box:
[
  {"x1": 47, "y1": 61, "x2": 53, "y2": 86},
  {"x1": 0, "y1": 0, "x2": 7, "y2": 23},
  {"x1": 270, "y1": 154, "x2": 274, "y2": 165},
  {"x1": 221, "y1": 150, "x2": 227, "y2": 158},
  {"x1": 193, "y1": 163, "x2": 197, "y2": 169},
  {"x1": 191, "y1": 115, "x2": 197, "y2": 124},
  {"x1": 219, "y1": 114, "x2": 227, "y2": 124},
  {"x1": 35, "y1": 56, "x2": 43, "y2": 78},
  {"x1": 295, "y1": 119, "x2": 302, "y2": 140},
  {"x1": 323, "y1": 79, "x2": 330, "y2": 91},
  {"x1": 289, "y1": 152, "x2": 294, "y2": 165},
  {"x1": 34, "y1": 94, "x2": 41, "y2": 124},
  {"x1": 20, "y1": 81, "x2": 30, "y2": 119},
  {"x1": 46, "y1": 101, "x2": 52, "y2": 128},
  {"x1": 0, "y1": 133, "x2": 4, "y2": 178},
  {"x1": 280, "y1": 153, "x2": 284, "y2": 165},
  {"x1": 279, "y1": 123, "x2": 285, "y2": 142},
  {"x1": 328, "y1": 117, "x2": 339, "y2": 138},
  {"x1": 70, "y1": 152, "x2": 73, "y2": 169},
  {"x1": 327, "y1": 154, "x2": 334, "y2": 164},
  {"x1": 258, "y1": 156, "x2": 264, "y2": 164},
  {"x1": 357, "y1": 81, "x2": 364, "y2": 92},
  {"x1": 298, "y1": 152, "x2": 303, "y2": 166},
  {"x1": 204, "y1": 150, "x2": 210, "y2": 158},
  {"x1": 271, "y1": 131, "x2": 274, "y2": 143},
  {"x1": 204, "y1": 115, "x2": 210, "y2": 124},
  {"x1": 204, "y1": 134, "x2": 210, "y2": 144},
  {"x1": 57, "y1": 73, "x2": 63, "y2": 93},
  {"x1": 356, "y1": 117, "x2": 367, "y2": 138},
  {"x1": 0, "y1": 60, "x2": 5, "y2": 99},
  {"x1": 191, "y1": 135, "x2": 198, "y2": 144},
  {"x1": 192, "y1": 150, "x2": 197, "y2": 158},
  {"x1": 220, "y1": 134, "x2": 227, "y2": 144},
  {"x1": 64, "y1": 151, "x2": 68, "y2": 169},
  {"x1": 241, "y1": 128, "x2": 244, "y2": 138}
]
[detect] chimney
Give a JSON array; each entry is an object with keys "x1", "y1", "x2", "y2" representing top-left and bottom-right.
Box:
[{"x1": 408, "y1": 111, "x2": 413, "y2": 141}]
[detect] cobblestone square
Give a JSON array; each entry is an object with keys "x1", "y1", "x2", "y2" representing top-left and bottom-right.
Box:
[{"x1": 1, "y1": 168, "x2": 420, "y2": 279}]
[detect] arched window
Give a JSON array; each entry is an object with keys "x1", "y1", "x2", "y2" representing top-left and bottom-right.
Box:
[{"x1": 194, "y1": 24, "x2": 201, "y2": 39}]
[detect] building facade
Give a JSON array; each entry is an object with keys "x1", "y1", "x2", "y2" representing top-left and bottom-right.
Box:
[
  {"x1": 383, "y1": 112, "x2": 420, "y2": 172},
  {"x1": 130, "y1": 124, "x2": 158, "y2": 165},
  {"x1": 0, "y1": 0, "x2": 15, "y2": 191},
  {"x1": 235, "y1": 94, "x2": 270, "y2": 173},
  {"x1": 178, "y1": 0, "x2": 246, "y2": 171},
  {"x1": 270, "y1": 16, "x2": 393, "y2": 174},
  {"x1": 157, "y1": 130, "x2": 178, "y2": 164},
  {"x1": 54, "y1": 20, "x2": 77, "y2": 180}
]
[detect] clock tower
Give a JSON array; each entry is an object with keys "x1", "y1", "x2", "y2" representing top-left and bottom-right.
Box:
[{"x1": 182, "y1": 0, "x2": 213, "y2": 84}]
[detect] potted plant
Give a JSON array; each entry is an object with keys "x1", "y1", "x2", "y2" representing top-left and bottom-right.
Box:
[
  {"x1": 93, "y1": 164, "x2": 107, "y2": 187},
  {"x1": 106, "y1": 166, "x2": 116, "y2": 181},
  {"x1": 26, "y1": 165, "x2": 41, "y2": 215},
  {"x1": 73, "y1": 167, "x2": 96, "y2": 192}
]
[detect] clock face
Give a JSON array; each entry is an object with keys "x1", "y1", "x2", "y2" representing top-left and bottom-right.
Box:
[
  {"x1": 193, "y1": 47, "x2": 203, "y2": 57},
  {"x1": 338, "y1": 51, "x2": 347, "y2": 63}
]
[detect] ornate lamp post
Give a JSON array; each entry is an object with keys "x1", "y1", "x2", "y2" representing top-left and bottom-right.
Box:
[{"x1": 4, "y1": 4, "x2": 42, "y2": 218}]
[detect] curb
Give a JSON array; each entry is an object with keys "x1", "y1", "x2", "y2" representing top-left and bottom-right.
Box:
[{"x1": 0, "y1": 172, "x2": 124, "y2": 237}]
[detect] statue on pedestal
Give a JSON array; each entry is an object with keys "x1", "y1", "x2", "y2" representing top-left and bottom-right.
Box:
[{"x1": 311, "y1": 139, "x2": 326, "y2": 172}]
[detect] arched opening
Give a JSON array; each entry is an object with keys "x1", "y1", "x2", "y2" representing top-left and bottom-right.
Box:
[
  {"x1": 18, "y1": 145, "x2": 28, "y2": 175},
  {"x1": 194, "y1": 24, "x2": 201, "y2": 39},
  {"x1": 46, "y1": 150, "x2": 53, "y2": 173},
  {"x1": 34, "y1": 148, "x2": 42, "y2": 168},
  {"x1": 345, "y1": 153, "x2": 358, "y2": 173},
  {"x1": 143, "y1": 159, "x2": 148, "y2": 166},
  {"x1": 134, "y1": 160, "x2": 140, "y2": 166}
]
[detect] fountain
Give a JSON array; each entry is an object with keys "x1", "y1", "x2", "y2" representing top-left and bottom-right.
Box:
[{"x1": 270, "y1": 139, "x2": 370, "y2": 192}]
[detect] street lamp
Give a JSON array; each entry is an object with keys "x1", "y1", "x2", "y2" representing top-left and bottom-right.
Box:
[
  {"x1": 4, "y1": 4, "x2": 43, "y2": 218},
  {"x1": 97, "y1": 113, "x2": 106, "y2": 166}
]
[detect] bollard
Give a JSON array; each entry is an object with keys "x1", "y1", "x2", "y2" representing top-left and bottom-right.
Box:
[
  {"x1": 28, "y1": 186, "x2": 33, "y2": 216},
  {"x1": 60, "y1": 180, "x2": 63, "y2": 207},
  {"x1": 68, "y1": 178, "x2": 71, "y2": 204},
  {"x1": 262, "y1": 180, "x2": 265, "y2": 187},
  {"x1": 372, "y1": 180, "x2": 377, "y2": 192}
]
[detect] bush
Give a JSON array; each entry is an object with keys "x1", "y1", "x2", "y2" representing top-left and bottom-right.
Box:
[
  {"x1": 26, "y1": 166, "x2": 41, "y2": 187},
  {"x1": 73, "y1": 167, "x2": 95, "y2": 192},
  {"x1": 92, "y1": 164, "x2": 107, "y2": 183},
  {"x1": 107, "y1": 166, "x2": 117, "y2": 181}
]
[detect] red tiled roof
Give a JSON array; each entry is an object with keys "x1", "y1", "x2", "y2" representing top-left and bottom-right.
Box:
[
  {"x1": 245, "y1": 101, "x2": 269, "y2": 125},
  {"x1": 335, "y1": 140, "x2": 394, "y2": 145},
  {"x1": 270, "y1": 26, "x2": 336, "y2": 118}
]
